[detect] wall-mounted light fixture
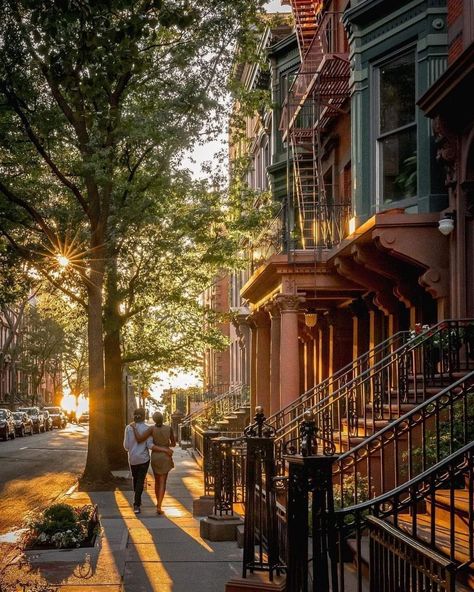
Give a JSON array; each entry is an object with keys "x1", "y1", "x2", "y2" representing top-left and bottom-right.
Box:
[
  {"x1": 438, "y1": 211, "x2": 456, "y2": 236},
  {"x1": 304, "y1": 313, "x2": 317, "y2": 328}
]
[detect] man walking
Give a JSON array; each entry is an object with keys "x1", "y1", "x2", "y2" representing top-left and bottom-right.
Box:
[{"x1": 123, "y1": 407, "x2": 153, "y2": 514}]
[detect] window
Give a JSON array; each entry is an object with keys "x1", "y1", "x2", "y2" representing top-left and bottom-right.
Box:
[{"x1": 377, "y1": 50, "x2": 417, "y2": 203}]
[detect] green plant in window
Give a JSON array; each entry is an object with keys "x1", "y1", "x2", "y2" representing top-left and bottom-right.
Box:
[{"x1": 395, "y1": 152, "x2": 417, "y2": 197}]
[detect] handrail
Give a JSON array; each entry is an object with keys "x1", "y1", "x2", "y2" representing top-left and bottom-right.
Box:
[
  {"x1": 275, "y1": 319, "x2": 474, "y2": 457},
  {"x1": 368, "y1": 516, "x2": 457, "y2": 592},
  {"x1": 267, "y1": 329, "x2": 410, "y2": 432},
  {"x1": 338, "y1": 370, "x2": 474, "y2": 464},
  {"x1": 334, "y1": 371, "x2": 473, "y2": 505},
  {"x1": 337, "y1": 440, "x2": 474, "y2": 515},
  {"x1": 181, "y1": 383, "x2": 244, "y2": 426}
]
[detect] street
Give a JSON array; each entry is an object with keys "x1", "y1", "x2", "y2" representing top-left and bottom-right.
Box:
[{"x1": 0, "y1": 423, "x2": 88, "y2": 535}]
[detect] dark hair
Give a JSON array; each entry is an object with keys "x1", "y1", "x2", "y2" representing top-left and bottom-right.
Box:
[
  {"x1": 152, "y1": 411, "x2": 163, "y2": 427},
  {"x1": 133, "y1": 407, "x2": 146, "y2": 421}
]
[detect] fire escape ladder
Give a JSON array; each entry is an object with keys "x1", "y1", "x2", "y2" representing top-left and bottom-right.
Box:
[
  {"x1": 290, "y1": 0, "x2": 323, "y2": 59},
  {"x1": 284, "y1": 10, "x2": 351, "y2": 250}
]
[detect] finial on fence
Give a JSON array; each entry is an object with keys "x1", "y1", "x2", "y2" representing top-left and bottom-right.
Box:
[
  {"x1": 300, "y1": 409, "x2": 317, "y2": 457},
  {"x1": 244, "y1": 406, "x2": 276, "y2": 438}
]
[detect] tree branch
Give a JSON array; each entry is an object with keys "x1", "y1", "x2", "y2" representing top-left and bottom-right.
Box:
[
  {"x1": 0, "y1": 230, "x2": 87, "y2": 309},
  {"x1": 1, "y1": 82, "x2": 90, "y2": 215}
]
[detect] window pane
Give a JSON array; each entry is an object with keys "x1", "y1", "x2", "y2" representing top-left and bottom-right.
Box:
[
  {"x1": 380, "y1": 127, "x2": 417, "y2": 202},
  {"x1": 380, "y1": 52, "x2": 415, "y2": 134}
]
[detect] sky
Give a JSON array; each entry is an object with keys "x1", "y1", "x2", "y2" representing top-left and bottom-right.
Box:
[{"x1": 182, "y1": 1, "x2": 292, "y2": 178}]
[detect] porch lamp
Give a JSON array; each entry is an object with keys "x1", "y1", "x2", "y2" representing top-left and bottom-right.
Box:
[
  {"x1": 304, "y1": 313, "x2": 317, "y2": 328},
  {"x1": 438, "y1": 211, "x2": 455, "y2": 236}
]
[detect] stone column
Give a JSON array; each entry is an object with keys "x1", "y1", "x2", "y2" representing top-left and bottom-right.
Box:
[
  {"x1": 277, "y1": 294, "x2": 304, "y2": 409},
  {"x1": 248, "y1": 317, "x2": 258, "y2": 415},
  {"x1": 349, "y1": 298, "x2": 370, "y2": 361},
  {"x1": 304, "y1": 333, "x2": 315, "y2": 392},
  {"x1": 233, "y1": 308, "x2": 251, "y2": 387},
  {"x1": 253, "y1": 310, "x2": 271, "y2": 414},
  {"x1": 265, "y1": 301, "x2": 281, "y2": 416}
]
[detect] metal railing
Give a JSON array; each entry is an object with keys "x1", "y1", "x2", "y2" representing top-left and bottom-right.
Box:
[
  {"x1": 297, "y1": 201, "x2": 352, "y2": 249},
  {"x1": 178, "y1": 383, "x2": 250, "y2": 441},
  {"x1": 334, "y1": 371, "x2": 474, "y2": 504},
  {"x1": 333, "y1": 442, "x2": 474, "y2": 592},
  {"x1": 368, "y1": 517, "x2": 456, "y2": 592},
  {"x1": 276, "y1": 320, "x2": 474, "y2": 471},
  {"x1": 266, "y1": 330, "x2": 411, "y2": 435},
  {"x1": 281, "y1": 12, "x2": 349, "y2": 135}
]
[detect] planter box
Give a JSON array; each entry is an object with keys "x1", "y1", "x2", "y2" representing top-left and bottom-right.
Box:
[{"x1": 23, "y1": 505, "x2": 100, "y2": 553}]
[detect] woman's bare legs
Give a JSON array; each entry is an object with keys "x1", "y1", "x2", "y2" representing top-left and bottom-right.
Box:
[{"x1": 154, "y1": 473, "x2": 168, "y2": 513}]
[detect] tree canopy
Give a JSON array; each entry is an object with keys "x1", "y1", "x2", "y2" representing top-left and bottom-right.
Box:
[{"x1": 0, "y1": 0, "x2": 267, "y2": 481}]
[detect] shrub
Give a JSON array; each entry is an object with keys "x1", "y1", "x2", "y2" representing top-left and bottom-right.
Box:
[{"x1": 22, "y1": 503, "x2": 99, "y2": 550}]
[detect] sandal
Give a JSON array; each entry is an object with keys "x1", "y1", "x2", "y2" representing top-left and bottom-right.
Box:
[{"x1": 156, "y1": 508, "x2": 164, "y2": 515}]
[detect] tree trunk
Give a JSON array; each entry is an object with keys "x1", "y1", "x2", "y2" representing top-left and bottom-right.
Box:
[
  {"x1": 81, "y1": 270, "x2": 112, "y2": 483},
  {"x1": 104, "y1": 325, "x2": 128, "y2": 469},
  {"x1": 104, "y1": 258, "x2": 128, "y2": 469}
]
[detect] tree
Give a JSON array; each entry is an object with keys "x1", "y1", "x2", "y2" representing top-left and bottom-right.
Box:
[
  {"x1": 0, "y1": 0, "x2": 266, "y2": 482},
  {"x1": 20, "y1": 299, "x2": 64, "y2": 405}
]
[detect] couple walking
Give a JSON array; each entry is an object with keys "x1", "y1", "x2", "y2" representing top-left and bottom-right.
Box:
[{"x1": 123, "y1": 408, "x2": 176, "y2": 515}]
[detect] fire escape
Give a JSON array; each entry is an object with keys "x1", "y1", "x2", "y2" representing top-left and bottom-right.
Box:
[{"x1": 281, "y1": 2, "x2": 351, "y2": 249}]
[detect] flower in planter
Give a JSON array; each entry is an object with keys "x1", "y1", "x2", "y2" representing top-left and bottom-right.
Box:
[{"x1": 22, "y1": 502, "x2": 99, "y2": 550}]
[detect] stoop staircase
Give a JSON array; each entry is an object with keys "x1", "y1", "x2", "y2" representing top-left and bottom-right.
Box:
[
  {"x1": 233, "y1": 319, "x2": 474, "y2": 591},
  {"x1": 179, "y1": 383, "x2": 250, "y2": 444},
  {"x1": 272, "y1": 320, "x2": 474, "y2": 467}
]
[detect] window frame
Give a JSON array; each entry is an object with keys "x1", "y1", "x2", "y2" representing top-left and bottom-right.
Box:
[{"x1": 373, "y1": 44, "x2": 418, "y2": 209}]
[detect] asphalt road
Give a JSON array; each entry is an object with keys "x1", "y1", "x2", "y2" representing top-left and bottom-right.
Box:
[{"x1": 0, "y1": 423, "x2": 88, "y2": 534}]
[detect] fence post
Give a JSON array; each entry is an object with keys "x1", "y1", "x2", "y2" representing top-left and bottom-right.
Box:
[
  {"x1": 203, "y1": 429, "x2": 220, "y2": 496},
  {"x1": 200, "y1": 435, "x2": 244, "y2": 542},
  {"x1": 192, "y1": 428, "x2": 220, "y2": 517},
  {"x1": 212, "y1": 436, "x2": 235, "y2": 517},
  {"x1": 285, "y1": 410, "x2": 338, "y2": 592},
  {"x1": 242, "y1": 406, "x2": 280, "y2": 580}
]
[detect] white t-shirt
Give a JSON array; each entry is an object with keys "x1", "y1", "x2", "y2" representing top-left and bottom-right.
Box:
[{"x1": 123, "y1": 422, "x2": 153, "y2": 466}]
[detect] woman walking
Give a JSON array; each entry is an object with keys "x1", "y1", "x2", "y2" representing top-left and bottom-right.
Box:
[{"x1": 132, "y1": 411, "x2": 176, "y2": 514}]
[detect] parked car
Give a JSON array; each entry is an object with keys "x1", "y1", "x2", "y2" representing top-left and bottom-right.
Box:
[
  {"x1": 42, "y1": 409, "x2": 53, "y2": 431},
  {"x1": 18, "y1": 407, "x2": 45, "y2": 434},
  {"x1": 12, "y1": 411, "x2": 34, "y2": 437},
  {"x1": 78, "y1": 412, "x2": 89, "y2": 424},
  {"x1": 43, "y1": 407, "x2": 67, "y2": 429},
  {"x1": 0, "y1": 408, "x2": 15, "y2": 440}
]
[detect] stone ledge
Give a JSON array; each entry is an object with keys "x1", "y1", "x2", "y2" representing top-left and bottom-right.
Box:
[{"x1": 200, "y1": 514, "x2": 244, "y2": 542}]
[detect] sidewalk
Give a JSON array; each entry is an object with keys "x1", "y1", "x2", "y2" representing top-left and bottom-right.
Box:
[{"x1": 25, "y1": 449, "x2": 243, "y2": 592}]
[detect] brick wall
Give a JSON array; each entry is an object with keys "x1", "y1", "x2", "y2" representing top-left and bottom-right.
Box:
[{"x1": 447, "y1": 0, "x2": 464, "y2": 64}]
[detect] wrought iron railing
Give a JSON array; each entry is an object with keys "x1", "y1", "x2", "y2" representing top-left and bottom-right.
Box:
[
  {"x1": 266, "y1": 330, "x2": 410, "y2": 437},
  {"x1": 178, "y1": 383, "x2": 250, "y2": 441},
  {"x1": 334, "y1": 371, "x2": 474, "y2": 504},
  {"x1": 332, "y1": 441, "x2": 474, "y2": 592},
  {"x1": 367, "y1": 517, "x2": 457, "y2": 592},
  {"x1": 276, "y1": 319, "x2": 474, "y2": 470},
  {"x1": 271, "y1": 432, "x2": 473, "y2": 592},
  {"x1": 296, "y1": 201, "x2": 352, "y2": 249}
]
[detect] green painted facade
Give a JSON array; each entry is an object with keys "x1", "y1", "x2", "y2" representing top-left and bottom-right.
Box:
[
  {"x1": 344, "y1": 0, "x2": 449, "y2": 223},
  {"x1": 267, "y1": 32, "x2": 300, "y2": 203}
]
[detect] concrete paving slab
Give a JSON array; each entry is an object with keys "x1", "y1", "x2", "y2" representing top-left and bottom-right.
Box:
[
  {"x1": 127, "y1": 526, "x2": 202, "y2": 542},
  {"x1": 125, "y1": 542, "x2": 242, "y2": 563},
  {"x1": 27, "y1": 552, "x2": 124, "y2": 586},
  {"x1": 56, "y1": 586, "x2": 121, "y2": 591},
  {"x1": 123, "y1": 560, "x2": 242, "y2": 592}
]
